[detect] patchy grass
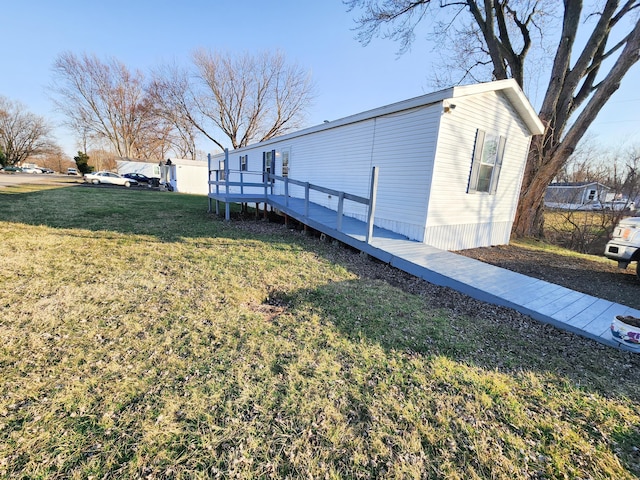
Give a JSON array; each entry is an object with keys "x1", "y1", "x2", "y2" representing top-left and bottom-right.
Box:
[
  {"x1": 1, "y1": 185, "x2": 639, "y2": 479},
  {"x1": 510, "y1": 237, "x2": 613, "y2": 264},
  {"x1": 542, "y1": 209, "x2": 634, "y2": 254}
]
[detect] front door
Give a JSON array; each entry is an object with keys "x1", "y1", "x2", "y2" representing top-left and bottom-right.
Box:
[
  {"x1": 273, "y1": 148, "x2": 290, "y2": 195},
  {"x1": 262, "y1": 150, "x2": 276, "y2": 194}
]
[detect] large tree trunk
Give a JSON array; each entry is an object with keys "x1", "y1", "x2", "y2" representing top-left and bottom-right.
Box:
[
  {"x1": 345, "y1": 0, "x2": 640, "y2": 239},
  {"x1": 513, "y1": 14, "x2": 640, "y2": 239},
  {"x1": 512, "y1": 135, "x2": 573, "y2": 238}
]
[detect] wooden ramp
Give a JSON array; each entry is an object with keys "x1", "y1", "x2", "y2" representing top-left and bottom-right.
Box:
[{"x1": 220, "y1": 193, "x2": 640, "y2": 353}]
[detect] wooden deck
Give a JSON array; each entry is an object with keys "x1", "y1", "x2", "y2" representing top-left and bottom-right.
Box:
[{"x1": 212, "y1": 192, "x2": 640, "y2": 353}]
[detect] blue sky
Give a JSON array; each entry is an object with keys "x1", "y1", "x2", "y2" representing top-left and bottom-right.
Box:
[{"x1": 2, "y1": 0, "x2": 639, "y2": 157}]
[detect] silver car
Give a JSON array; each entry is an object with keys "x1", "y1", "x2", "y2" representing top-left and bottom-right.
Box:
[
  {"x1": 84, "y1": 171, "x2": 138, "y2": 188},
  {"x1": 605, "y1": 216, "x2": 640, "y2": 279}
]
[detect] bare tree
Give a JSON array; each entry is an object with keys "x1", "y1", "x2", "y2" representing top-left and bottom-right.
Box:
[
  {"x1": 147, "y1": 64, "x2": 200, "y2": 159},
  {"x1": 30, "y1": 144, "x2": 71, "y2": 173},
  {"x1": 555, "y1": 136, "x2": 606, "y2": 183},
  {"x1": 152, "y1": 50, "x2": 315, "y2": 152},
  {"x1": 0, "y1": 96, "x2": 56, "y2": 166},
  {"x1": 50, "y1": 52, "x2": 156, "y2": 159},
  {"x1": 346, "y1": 0, "x2": 640, "y2": 238},
  {"x1": 86, "y1": 149, "x2": 118, "y2": 172}
]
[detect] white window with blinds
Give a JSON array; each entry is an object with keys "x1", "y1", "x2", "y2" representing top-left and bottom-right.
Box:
[
  {"x1": 468, "y1": 129, "x2": 506, "y2": 194},
  {"x1": 282, "y1": 149, "x2": 290, "y2": 177}
]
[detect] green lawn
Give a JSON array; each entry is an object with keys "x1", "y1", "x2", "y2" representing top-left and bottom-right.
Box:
[{"x1": 1, "y1": 184, "x2": 639, "y2": 479}]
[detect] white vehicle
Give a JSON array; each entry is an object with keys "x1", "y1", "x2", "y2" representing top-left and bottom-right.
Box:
[
  {"x1": 603, "y1": 200, "x2": 635, "y2": 211},
  {"x1": 605, "y1": 216, "x2": 640, "y2": 279},
  {"x1": 22, "y1": 167, "x2": 42, "y2": 174},
  {"x1": 67, "y1": 167, "x2": 78, "y2": 175},
  {"x1": 84, "y1": 171, "x2": 138, "y2": 188}
]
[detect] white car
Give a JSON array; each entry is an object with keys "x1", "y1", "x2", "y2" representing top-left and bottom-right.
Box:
[{"x1": 84, "y1": 171, "x2": 138, "y2": 187}]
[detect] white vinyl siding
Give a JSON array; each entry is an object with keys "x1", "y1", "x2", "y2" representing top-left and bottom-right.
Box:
[
  {"x1": 424, "y1": 90, "x2": 532, "y2": 249},
  {"x1": 210, "y1": 84, "x2": 538, "y2": 250},
  {"x1": 217, "y1": 105, "x2": 439, "y2": 241}
]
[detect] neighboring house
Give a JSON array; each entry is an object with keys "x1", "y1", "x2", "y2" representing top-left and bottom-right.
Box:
[
  {"x1": 117, "y1": 158, "x2": 209, "y2": 195},
  {"x1": 544, "y1": 182, "x2": 612, "y2": 210},
  {"x1": 209, "y1": 79, "x2": 544, "y2": 250}
]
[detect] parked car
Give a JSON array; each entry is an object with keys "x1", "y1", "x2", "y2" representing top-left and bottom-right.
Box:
[
  {"x1": 123, "y1": 172, "x2": 157, "y2": 185},
  {"x1": 67, "y1": 167, "x2": 79, "y2": 175},
  {"x1": 84, "y1": 171, "x2": 138, "y2": 187},
  {"x1": 40, "y1": 168, "x2": 54, "y2": 174},
  {"x1": 604, "y1": 216, "x2": 640, "y2": 279},
  {"x1": 22, "y1": 167, "x2": 43, "y2": 174},
  {"x1": 0, "y1": 166, "x2": 22, "y2": 173}
]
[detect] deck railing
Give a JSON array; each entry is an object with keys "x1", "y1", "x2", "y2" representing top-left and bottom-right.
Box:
[
  {"x1": 208, "y1": 150, "x2": 379, "y2": 243},
  {"x1": 267, "y1": 172, "x2": 379, "y2": 242},
  {"x1": 209, "y1": 169, "x2": 271, "y2": 196}
]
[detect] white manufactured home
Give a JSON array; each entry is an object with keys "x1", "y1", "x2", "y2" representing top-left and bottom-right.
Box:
[
  {"x1": 544, "y1": 182, "x2": 612, "y2": 210},
  {"x1": 209, "y1": 79, "x2": 544, "y2": 250}
]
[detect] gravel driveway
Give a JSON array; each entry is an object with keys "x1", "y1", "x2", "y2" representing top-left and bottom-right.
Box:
[{"x1": 0, "y1": 172, "x2": 81, "y2": 188}]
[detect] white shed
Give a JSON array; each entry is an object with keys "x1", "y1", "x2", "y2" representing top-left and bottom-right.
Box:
[
  {"x1": 165, "y1": 159, "x2": 209, "y2": 195},
  {"x1": 209, "y1": 79, "x2": 544, "y2": 250},
  {"x1": 116, "y1": 158, "x2": 209, "y2": 195}
]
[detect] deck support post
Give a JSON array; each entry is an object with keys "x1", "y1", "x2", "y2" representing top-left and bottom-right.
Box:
[
  {"x1": 207, "y1": 197, "x2": 212, "y2": 213},
  {"x1": 224, "y1": 149, "x2": 229, "y2": 198},
  {"x1": 337, "y1": 192, "x2": 344, "y2": 232},
  {"x1": 284, "y1": 177, "x2": 289, "y2": 207},
  {"x1": 366, "y1": 166, "x2": 379, "y2": 244},
  {"x1": 215, "y1": 200, "x2": 220, "y2": 216},
  {"x1": 304, "y1": 182, "x2": 310, "y2": 218},
  {"x1": 225, "y1": 202, "x2": 230, "y2": 221}
]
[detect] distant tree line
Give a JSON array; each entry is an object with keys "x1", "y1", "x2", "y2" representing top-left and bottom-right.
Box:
[
  {"x1": 49, "y1": 50, "x2": 315, "y2": 161},
  {"x1": 0, "y1": 96, "x2": 57, "y2": 166}
]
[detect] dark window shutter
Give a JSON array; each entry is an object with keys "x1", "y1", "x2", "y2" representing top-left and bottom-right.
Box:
[{"x1": 468, "y1": 129, "x2": 485, "y2": 193}]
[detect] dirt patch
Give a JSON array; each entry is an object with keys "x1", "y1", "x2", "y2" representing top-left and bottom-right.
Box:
[{"x1": 457, "y1": 244, "x2": 640, "y2": 310}]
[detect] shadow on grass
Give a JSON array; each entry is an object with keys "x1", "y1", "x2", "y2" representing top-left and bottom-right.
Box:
[
  {"x1": 260, "y1": 276, "x2": 640, "y2": 476},
  {"x1": 0, "y1": 184, "x2": 276, "y2": 243},
  {"x1": 3, "y1": 186, "x2": 640, "y2": 477},
  {"x1": 269, "y1": 277, "x2": 640, "y2": 400},
  {"x1": 4, "y1": 185, "x2": 639, "y2": 382}
]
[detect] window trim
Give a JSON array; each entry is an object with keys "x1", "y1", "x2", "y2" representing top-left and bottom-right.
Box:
[
  {"x1": 468, "y1": 129, "x2": 506, "y2": 194},
  {"x1": 263, "y1": 150, "x2": 275, "y2": 182},
  {"x1": 281, "y1": 149, "x2": 290, "y2": 178},
  {"x1": 218, "y1": 160, "x2": 226, "y2": 181}
]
